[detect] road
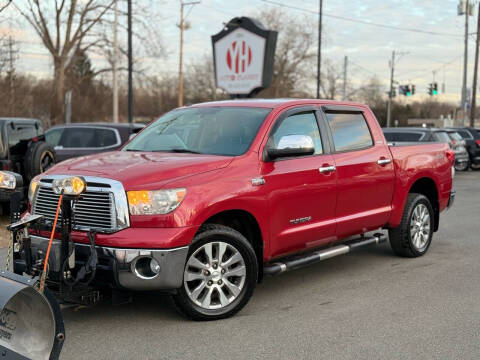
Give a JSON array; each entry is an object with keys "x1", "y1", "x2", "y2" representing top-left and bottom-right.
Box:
[{"x1": 1, "y1": 172, "x2": 479, "y2": 359}]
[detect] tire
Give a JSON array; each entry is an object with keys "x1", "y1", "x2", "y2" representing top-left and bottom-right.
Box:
[
  {"x1": 173, "y1": 224, "x2": 258, "y2": 321},
  {"x1": 24, "y1": 141, "x2": 56, "y2": 181},
  {"x1": 455, "y1": 160, "x2": 469, "y2": 172},
  {"x1": 388, "y1": 193, "x2": 434, "y2": 258},
  {"x1": 471, "y1": 162, "x2": 480, "y2": 171},
  {"x1": 0, "y1": 201, "x2": 9, "y2": 216}
]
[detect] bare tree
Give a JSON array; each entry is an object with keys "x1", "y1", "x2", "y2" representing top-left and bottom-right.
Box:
[
  {"x1": 256, "y1": 8, "x2": 316, "y2": 98},
  {"x1": 354, "y1": 76, "x2": 385, "y2": 108},
  {"x1": 321, "y1": 59, "x2": 343, "y2": 99},
  {"x1": 184, "y1": 56, "x2": 224, "y2": 104},
  {"x1": 14, "y1": 0, "x2": 114, "y2": 125},
  {"x1": 0, "y1": 0, "x2": 12, "y2": 13}
]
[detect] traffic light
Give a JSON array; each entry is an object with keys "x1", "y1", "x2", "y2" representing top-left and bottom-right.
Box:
[
  {"x1": 405, "y1": 85, "x2": 411, "y2": 96},
  {"x1": 432, "y1": 82, "x2": 438, "y2": 95},
  {"x1": 399, "y1": 84, "x2": 413, "y2": 96}
]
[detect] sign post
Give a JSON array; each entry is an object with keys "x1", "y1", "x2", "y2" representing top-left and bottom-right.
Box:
[{"x1": 212, "y1": 17, "x2": 277, "y2": 98}]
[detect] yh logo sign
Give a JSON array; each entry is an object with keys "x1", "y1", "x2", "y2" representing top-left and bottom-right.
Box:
[{"x1": 226, "y1": 40, "x2": 252, "y2": 74}]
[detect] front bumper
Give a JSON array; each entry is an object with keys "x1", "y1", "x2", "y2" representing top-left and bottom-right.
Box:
[
  {"x1": 454, "y1": 153, "x2": 469, "y2": 164},
  {"x1": 14, "y1": 235, "x2": 189, "y2": 291}
]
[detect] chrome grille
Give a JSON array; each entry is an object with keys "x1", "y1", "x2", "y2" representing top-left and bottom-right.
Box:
[{"x1": 33, "y1": 186, "x2": 115, "y2": 231}]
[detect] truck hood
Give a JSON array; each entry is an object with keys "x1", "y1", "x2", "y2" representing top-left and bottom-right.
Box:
[{"x1": 45, "y1": 151, "x2": 234, "y2": 189}]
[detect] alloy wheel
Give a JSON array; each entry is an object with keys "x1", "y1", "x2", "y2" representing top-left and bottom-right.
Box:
[
  {"x1": 410, "y1": 203, "x2": 431, "y2": 251},
  {"x1": 184, "y1": 241, "x2": 246, "y2": 310}
]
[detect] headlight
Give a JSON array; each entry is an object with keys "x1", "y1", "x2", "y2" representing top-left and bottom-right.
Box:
[
  {"x1": 52, "y1": 176, "x2": 87, "y2": 196},
  {"x1": 127, "y1": 188, "x2": 186, "y2": 215},
  {"x1": 0, "y1": 171, "x2": 18, "y2": 190},
  {"x1": 28, "y1": 176, "x2": 41, "y2": 202}
]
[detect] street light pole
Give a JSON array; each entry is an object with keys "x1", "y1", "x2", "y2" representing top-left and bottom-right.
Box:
[
  {"x1": 127, "y1": 0, "x2": 133, "y2": 124},
  {"x1": 461, "y1": 0, "x2": 470, "y2": 125},
  {"x1": 316, "y1": 0, "x2": 323, "y2": 99},
  {"x1": 178, "y1": 1, "x2": 200, "y2": 107},
  {"x1": 386, "y1": 50, "x2": 395, "y2": 128},
  {"x1": 471, "y1": 1, "x2": 480, "y2": 126},
  {"x1": 112, "y1": 0, "x2": 119, "y2": 123}
]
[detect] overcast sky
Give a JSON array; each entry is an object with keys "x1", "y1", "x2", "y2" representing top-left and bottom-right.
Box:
[{"x1": 0, "y1": 0, "x2": 475, "y2": 103}]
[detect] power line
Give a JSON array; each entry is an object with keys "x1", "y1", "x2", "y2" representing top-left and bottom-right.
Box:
[
  {"x1": 396, "y1": 55, "x2": 462, "y2": 79},
  {"x1": 261, "y1": 0, "x2": 464, "y2": 38}
]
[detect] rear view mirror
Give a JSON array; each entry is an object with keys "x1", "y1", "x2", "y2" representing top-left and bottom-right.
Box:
[{"x1": 267, "y1": 135, "x2": 315, "y2": 160}]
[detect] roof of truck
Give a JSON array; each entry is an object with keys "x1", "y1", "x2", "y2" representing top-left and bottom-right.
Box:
[{"x1": 190, "y1": 99, "x2": 368, "y2": 109}]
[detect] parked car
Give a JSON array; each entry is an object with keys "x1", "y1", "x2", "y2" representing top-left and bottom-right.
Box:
[
  {"x1": 0, "y1": 118, "x2": 55, "y2": 209},
  {"x1": 45, "y1": 123, "x2": 144, "y2": 162},
  {"x1": 382, "y1": 127, "x2": 469, "y2": 171},
  {"x1": 24, "y1": 99, "x2": 454, "y2": 320},
  {"x1": 446, "y1": 127, "x2": 480, "y2": 170},
  {"x1": 446, "y1": 130, "x2": 470, "y2": 171}
]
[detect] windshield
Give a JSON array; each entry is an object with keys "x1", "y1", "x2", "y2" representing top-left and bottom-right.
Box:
[
  {"x1": 433, "y1": 131, "x2": 451, "y2": 143},
  {"x1": 123, "y1": 107, "x2": 271, "y2": 156},
  {"x1": 448, "y1": 132, "x2": 462, "y2": 141}
]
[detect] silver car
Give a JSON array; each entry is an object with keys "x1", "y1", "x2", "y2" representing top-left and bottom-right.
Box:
[{"x1": 447, "y1": 130, "x2": 469, "y2": 171}]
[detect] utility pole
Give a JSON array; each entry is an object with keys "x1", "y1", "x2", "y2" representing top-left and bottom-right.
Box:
[
  {"x1": 316, "y1": 0, "x2": 323, "y2": 99},
  {"x1": 7, "y1": 36, "x2": 18, "y2": 116},
  {"x1": 471, "y1": 1, "x2": 480, "y2": 126},
  {"x1": 178, "y1": 1, "x2": 200, "y2": 107},
  {"x1": 442, "y1": 66, "x2": 446, "y2": 93},
  {"x1": 386, "y1": 51, "x2": 395, "y2": 128},
  {"x1": 113, "y1": 0, "x2": 119, "y2": 123},
  {"x1": 127, "y1": 0, "x2": 133, "y2": 124},
  {"x1": 342, "y1": 55, "x2": 348, "y2": 100},
  {"x1": 386, "y1": 51, "x2": 408, "y2": 127},
  {"x1": 460, "y1": 0, "x2": 471, "y2": 125}
]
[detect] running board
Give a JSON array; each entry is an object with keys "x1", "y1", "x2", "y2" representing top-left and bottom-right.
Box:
[{"x1": 263, "y1": 233, "x2": 387, "y2": 276}]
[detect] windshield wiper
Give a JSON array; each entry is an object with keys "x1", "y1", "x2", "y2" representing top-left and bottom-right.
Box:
[{"x1": 163, "y1": 149, "x2": 202, "y2": 154}]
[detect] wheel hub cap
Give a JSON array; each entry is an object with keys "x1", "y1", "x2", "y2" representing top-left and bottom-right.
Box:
[
  {"x1": 410, "y1": 203, "x2": 431, "y2": 251},
  {"x1": 184, "y1": 241, "x2": 246, "y2": 310}
]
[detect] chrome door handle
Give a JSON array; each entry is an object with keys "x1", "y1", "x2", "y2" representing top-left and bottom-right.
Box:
[
  {"x1": 319, "y1": 165, "x2": 336, "y2": 173},
  {"x1": 377, "y1": 158, "x2": 391, "y2": 165}
]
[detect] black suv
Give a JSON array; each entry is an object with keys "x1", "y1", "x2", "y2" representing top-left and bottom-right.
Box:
[
  {"x1": 0, "y1": 118, "x2": 56, "y2": 206},
  {"x1": 446, "y1": 127, "x2": 480, "y2": 170}
]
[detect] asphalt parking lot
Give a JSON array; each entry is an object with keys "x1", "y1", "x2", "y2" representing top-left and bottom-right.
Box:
[{"x1": 0, "y1": 171, "x2": 479, "y2": 360}]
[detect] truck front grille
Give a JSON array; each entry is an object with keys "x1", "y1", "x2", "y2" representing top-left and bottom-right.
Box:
[{"x1": 33, "y1": 186, "x2": 116, "y2": 232}]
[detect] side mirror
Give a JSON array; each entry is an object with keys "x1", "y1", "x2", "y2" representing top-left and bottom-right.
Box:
[{"x1": 267, "y1": 135, "x2": 315, "y2": 160}]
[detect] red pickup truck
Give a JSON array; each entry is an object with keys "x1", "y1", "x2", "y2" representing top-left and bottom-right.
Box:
[{"x1": 25, "y1": 99, "x2": 455, "y2": 320}]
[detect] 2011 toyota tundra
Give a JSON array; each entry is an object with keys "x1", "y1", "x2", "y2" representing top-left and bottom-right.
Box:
[{"x1": 23, "y1": 99, "x2": 455, "y2": 320}]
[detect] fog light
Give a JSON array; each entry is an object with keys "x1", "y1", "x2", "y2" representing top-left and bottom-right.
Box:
[
  {"x1": 133, "y1": 257, "x2": 160, "y2": 279},
  {"x1": 150, "y1": 258, "x2": 161, "y2": 274}
]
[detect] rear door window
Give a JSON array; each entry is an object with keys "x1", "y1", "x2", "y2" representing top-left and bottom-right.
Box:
[
  {"x1": 325, "y1": 112, "x2": 373, "y2": 152},
  {"x1": 59, "y1": 128, "x2": 98, "y2": 148},
  {"x1": 96, "y1": 128, "x2": 118, "y2": 147}
]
